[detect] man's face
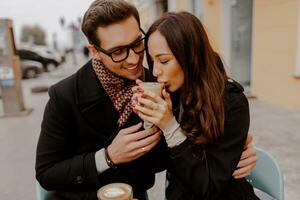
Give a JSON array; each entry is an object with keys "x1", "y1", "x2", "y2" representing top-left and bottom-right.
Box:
[{"x1": 89, "y1": 16, "x2": 144, "y2": 80}]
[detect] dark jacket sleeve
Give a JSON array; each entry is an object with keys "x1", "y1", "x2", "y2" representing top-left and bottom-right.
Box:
[
  {"x1": 35, "y1": 86, "x2": 99, "y2": 191},
  {"x1": 167, "y1": 87, "x2": 250, "y2": 198}
]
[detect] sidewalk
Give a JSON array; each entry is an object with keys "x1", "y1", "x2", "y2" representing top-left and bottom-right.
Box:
[
  {"x1": 0, "y1": 53, "x2": 85, "y2": 200},
  {"x1": 0, "y1": 55, "x2": 299, "y2": 199}
]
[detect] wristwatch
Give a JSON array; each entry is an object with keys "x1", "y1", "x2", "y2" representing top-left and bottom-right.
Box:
[{"x1": 104, "y1": 146, "x2": 118, "y2": 169}]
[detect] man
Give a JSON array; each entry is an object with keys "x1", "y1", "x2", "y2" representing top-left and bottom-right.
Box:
[{"x1": 35, "y1": 1, "x2": 256, "y2": 199}]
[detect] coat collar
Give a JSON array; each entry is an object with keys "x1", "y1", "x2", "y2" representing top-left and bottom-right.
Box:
[
  {"x1": 75, "y1": 60, "x2": 107, "y2": 105},
  {"x1": 75, "y1": 60, "x2": 119, "y2": 135}
]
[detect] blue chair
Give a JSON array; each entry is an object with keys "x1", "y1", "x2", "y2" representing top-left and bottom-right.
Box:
[
  {"x1": 246, "y1": 147, "x2": 284, "y2": 200},
  {"x1": 36, "y1": 181, "x2": 53, "y2": 200}
]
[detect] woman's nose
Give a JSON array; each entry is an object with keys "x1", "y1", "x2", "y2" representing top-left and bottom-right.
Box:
[{"x1": 152, "y1": 65, "x2": 162, "y2": 77}]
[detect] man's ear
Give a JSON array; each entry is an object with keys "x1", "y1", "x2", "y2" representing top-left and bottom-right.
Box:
[{"x1": 87, "y1": 44, "x2": 100, "y2": 59}]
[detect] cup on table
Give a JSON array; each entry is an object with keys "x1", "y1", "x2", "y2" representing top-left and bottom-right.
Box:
[
  {"x1": 137, "y1": 82, "x2": 164, "y2": 129},
  {"x1": 97, "y1": 183, "x2": 133, "y2": 200}
]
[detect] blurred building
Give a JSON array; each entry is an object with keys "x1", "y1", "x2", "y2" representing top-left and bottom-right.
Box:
[
  {"x1": 128, "y1": 0, "x2": 168, "y2": 30},
  {"x1": 69, "y1": 22, "x2": 86, "y2": 51},
  {"x1": 200, "y1": 0, "x2": 300, "y2": 111},
  {"x1": 132, "y1": 0, "x2": 300, "y2": 111}
]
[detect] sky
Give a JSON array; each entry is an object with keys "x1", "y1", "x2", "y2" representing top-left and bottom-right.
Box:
[{"x1": 0, "y1": 0, "x2": 95, "y2": 48}]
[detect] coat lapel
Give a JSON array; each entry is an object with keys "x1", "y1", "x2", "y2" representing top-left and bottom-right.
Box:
[{"x1": 75, "y1": 61, "x2": 119, "y2": 136}]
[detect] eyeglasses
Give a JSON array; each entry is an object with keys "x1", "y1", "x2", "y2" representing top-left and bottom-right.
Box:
[{"x1": 94, "y1": 29, "x2": 146, "y2": 63}]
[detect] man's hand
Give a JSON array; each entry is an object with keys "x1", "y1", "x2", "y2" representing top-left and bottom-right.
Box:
[
  {"x1": 233, "y1": 133, "x2": 257, "y2": 179},
  {"x1": 107, "y1": 123, "x2": 162, "y2": 164}
]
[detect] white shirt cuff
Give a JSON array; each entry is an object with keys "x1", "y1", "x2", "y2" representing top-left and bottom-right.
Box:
[
  {"x1": 161, "y1": 117, "x2": 187, "y2": 147},
  {"x1": 95, "y1": 148, "x2": 110, "y2": 174}
]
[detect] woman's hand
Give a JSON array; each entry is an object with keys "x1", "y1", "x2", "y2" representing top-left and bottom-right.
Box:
[
  {"x1": 233, "y1": 133, "x2": 257, "y2": 179},
  {"x1": 132, "y1": 86, "x2": 174, "y2": 130}
]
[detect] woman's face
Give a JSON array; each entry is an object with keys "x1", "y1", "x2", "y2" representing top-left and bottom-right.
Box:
[{"x1": 148, "y1": 30, "x2": 184, "y2": 92}]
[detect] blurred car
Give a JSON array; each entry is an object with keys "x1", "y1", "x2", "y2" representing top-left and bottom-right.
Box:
[
  {"x1": 32, "y1": 46, "x2": 66, "y2": 64},
  {"x1": 21, "y1": 60, "x2": 44, "y2": 79},
  {"x1": 17, "y1": 49, "x2": 60, "y2": 72}
]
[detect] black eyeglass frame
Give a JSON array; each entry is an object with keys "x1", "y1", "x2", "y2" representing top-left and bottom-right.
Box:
[{"x1": 93, "y1": 28, "x2": 146, "y2": 63}]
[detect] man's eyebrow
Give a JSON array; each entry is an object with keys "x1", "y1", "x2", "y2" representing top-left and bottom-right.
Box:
[{"x1": 107, "y1": 35, "x2": 143, "y2": 52}]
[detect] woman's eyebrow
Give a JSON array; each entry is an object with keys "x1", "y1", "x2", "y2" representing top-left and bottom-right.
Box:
[{"x1": 154, "y1": 53, "x2": 172, "y2": 57}]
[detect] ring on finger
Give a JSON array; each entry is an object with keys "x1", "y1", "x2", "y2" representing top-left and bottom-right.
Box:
[{"x1": 141, "y1": 147, "x2": 146, "y2": 151}]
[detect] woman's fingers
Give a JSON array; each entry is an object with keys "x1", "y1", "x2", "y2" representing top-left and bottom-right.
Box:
[
  {"x1": 136, "y1": 79, "x2": 143, "y2": 84},
  {"x1": 162, "y1": 88, "x2": 172, "y2": 110},
  {"x1": 134, "y1": 90, "x2": 170, "y2": 114},
  {"x1": 237, "y1": 155, "x2": 257, "y2": 168},
  {"x1": 132, "y1": 85, "x2": 174, "y2": 130},
  {"x1": 132, "y1": 86, "x2": 144, "y2": 94},
  {"x1": 244, "y1": 133, "x2": 254, "y2": 148},
  {"x1": 233, "y1": 172, "x2": 251, "y2": 179},
  {"x1": 232, "y1": 164, "x2": 253, "y2": 178},
  {"x1": 137, "y1": 97, "x2": 159, "y2": 110},
  {"x1": 240, "y1": 145, "x2": 256, "y2": 160},
  {"x1": 233, "y1": 154, "x2": 257, "y2": 179},
  {"x1": 139, "y1": 89, "x2": 163, "y2": 103},
  {"x1": 131, "y1": 93, "x2": 140, "y2": 107},
  {"x1": 136, "y1": 110, "x2": 157, "y2": 124},
  {"x1": 132, "y1": 86, "x2": 139, "y2": 93},
  {"x1": 134, "y1": 104, "x2": 157, "y2": 117}
]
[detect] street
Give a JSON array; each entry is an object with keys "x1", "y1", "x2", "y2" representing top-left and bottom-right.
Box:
[{"x1": 0, "y1": 54, "x2": 299, "y2": 200}]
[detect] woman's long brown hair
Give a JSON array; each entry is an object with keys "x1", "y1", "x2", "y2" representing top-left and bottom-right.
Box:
[{"x1": 145, "y1": 12, "x2": 227, "y2": 145}]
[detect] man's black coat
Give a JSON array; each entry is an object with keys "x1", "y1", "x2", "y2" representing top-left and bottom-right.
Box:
[{"x1": 35, "y1": 61, "x2": 168, "y2": 200}]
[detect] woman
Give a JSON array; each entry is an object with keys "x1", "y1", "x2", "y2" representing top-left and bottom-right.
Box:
[{"x1": 132, "y1": 12, "x2": 259, "y2": 199}]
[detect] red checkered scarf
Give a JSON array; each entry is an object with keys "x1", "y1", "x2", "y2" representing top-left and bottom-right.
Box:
[{"x1": 92, "y1": 58, "x2": 135, "y2": 127}]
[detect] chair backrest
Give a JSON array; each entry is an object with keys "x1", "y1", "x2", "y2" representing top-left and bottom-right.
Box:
[
  {"x1": 36, "y1": 181, "x2": 54, "y2": 200},
  {"x1": 246, "y1": 147, "x2": 284, "y2": 200}
]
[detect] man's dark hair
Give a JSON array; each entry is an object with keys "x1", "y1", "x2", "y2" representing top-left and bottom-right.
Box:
[{"x1": 82, "y1": 0, "x2": 140, "y2": 46}]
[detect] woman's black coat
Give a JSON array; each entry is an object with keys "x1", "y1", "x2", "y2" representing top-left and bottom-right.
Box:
[{"x1": 166, "y1": 80, "x2": 259, "y2": 200}]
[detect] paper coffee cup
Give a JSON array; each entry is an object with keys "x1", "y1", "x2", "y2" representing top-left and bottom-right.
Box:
[
  {"x1": 138, "y1": 82, "x2": 163, "y2": 129},
  {"x1": 97, "y1": 183, "x2": 133, "y2": 200}
]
